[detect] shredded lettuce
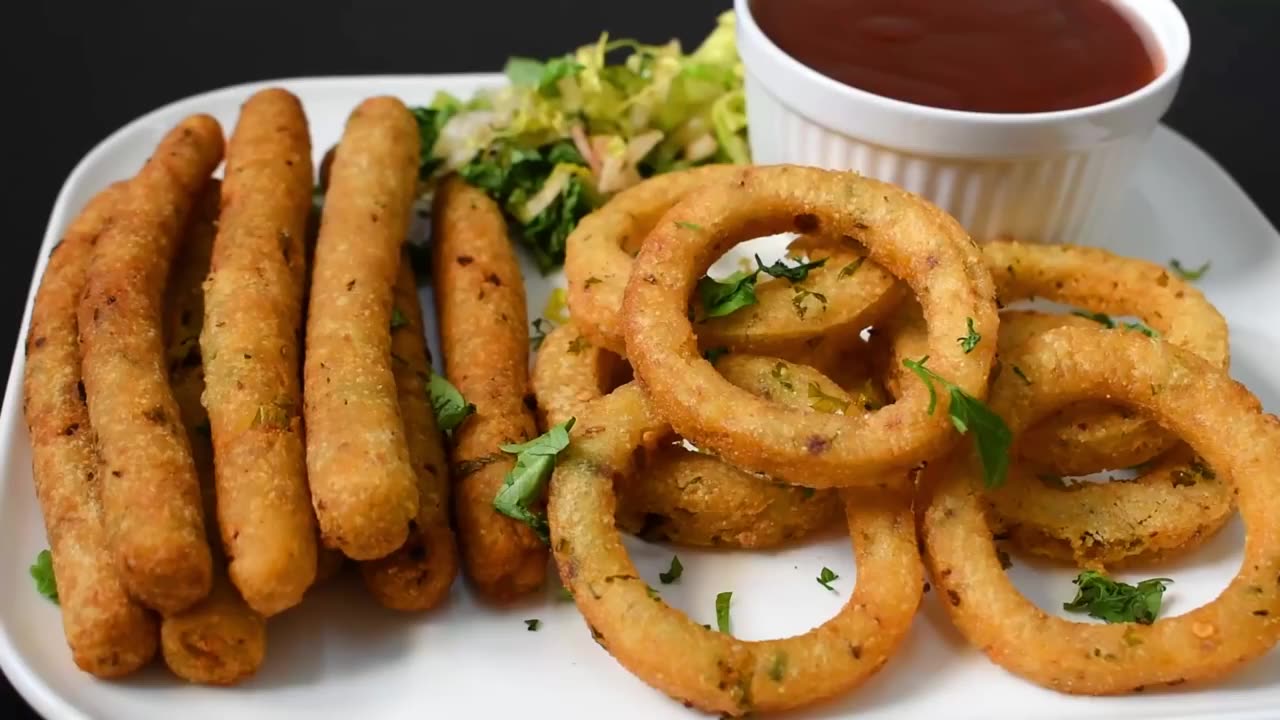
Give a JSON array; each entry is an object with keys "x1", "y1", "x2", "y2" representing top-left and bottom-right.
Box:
[{"x1": 412, "y1": 11, "x2": 746, "y2": 270}]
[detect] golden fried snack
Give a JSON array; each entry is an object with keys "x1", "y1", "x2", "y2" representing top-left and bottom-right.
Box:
[
  {"x1": 532, "y1": 323, "x2": 843, "y2": 548},
  {"x1": 304, "y1": 97, "x2": 420, "y2": 560},
  {"x1": 160, "y1": 184, "x2": 266, "y2": 685},
  {"x1": 359, "y1": 253, "x2": 459, "y2": 611},
  {"x1": 77, "y1": 115, "x2": 223, "y2": 614},
  {"x1": 433, "y1": 177, "x2": 546, "y2": 602},
  {"x1": 201, "y1": 88, "x2": 316, "y2": 615},
  {"x1": 23, "y1": 183, "x2": 158, "y2": 678}
]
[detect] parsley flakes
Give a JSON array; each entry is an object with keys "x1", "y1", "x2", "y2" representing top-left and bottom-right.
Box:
[{"x1": 902, "y1": 356, "x2": 1011, "y2": 489}]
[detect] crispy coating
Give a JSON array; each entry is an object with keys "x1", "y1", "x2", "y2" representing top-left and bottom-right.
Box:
[
  {"x1": 77, "y1": 115, "x2": 223, "y2": 614},
  {"x1": 160, "y1": 185, "x2": 266, "y2": 685},
  {"x1": 304, "y1": 97, "x2": 421, "y2": 560},
  {"x1": 359, "y1": 252, "x2": 459, "y2": 611},
  {"x1": 623, "y1": 165, "x2": 997, "y2": 487},
  {"x1": 549, "y1": 382, "x2": 921, "y2": 716},
  {"x1": 23, "y1": 183, "x2": 158, "y2": 677},
  {"x1": 532, "y1": 323, "x2": 844, "y2": 548},
  {"x1": 985, "y1": 241, "x2": 1229, "y2": 474},
  {"x1": 564, "y1": 165, "x2": 901, "y2": 356},
  {"x1": 201, "y1": 88, "x2": 317, "y2": 615},
  {"x1": 921, "y1": 326, "x2": 1280, "y2": 693},
  {"x1": 432, "y1": 177, "x2": 546, "y2": 602}
]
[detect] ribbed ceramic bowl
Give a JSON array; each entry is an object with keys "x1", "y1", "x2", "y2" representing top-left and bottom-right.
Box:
[{"x1": 736, "y1": 0, "x2": 1191, "y2": 244}]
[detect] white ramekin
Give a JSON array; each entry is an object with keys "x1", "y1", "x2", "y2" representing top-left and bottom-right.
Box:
[{"x1": 736, "y1": 0, "x2": 1191, "y2": 244}]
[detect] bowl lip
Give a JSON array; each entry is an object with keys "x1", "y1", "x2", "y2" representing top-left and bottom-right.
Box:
[{"x1": 735, "y1": 0, "x2": 1192, "y2": 127}]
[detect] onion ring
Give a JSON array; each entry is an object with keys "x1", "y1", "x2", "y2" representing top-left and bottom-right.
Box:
[
  {"x1": 921, "y1": 326, "x2": 1280, "y2": 693},
  {"x1": 549, "y1": 382, "x2": 921, "y2": 715},
  {"x1": 623, "y1": 165, "x2": 997, "y2": 486},
  {"x1": 565, "y1": 165, "x2": 901, "y2": 357},
  {"x1": 531, "y1": 323, "x2": 847, "y2": 548},
  {"x1": 986, "y1": 241, "x2": 1229, "y2": 475}
]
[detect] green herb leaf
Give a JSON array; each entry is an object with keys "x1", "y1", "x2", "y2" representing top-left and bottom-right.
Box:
[
  {"x1": 493, "y1": 418, "x2": 576, "y2": 542},
  {"x1": 674, "y1": 221, "x2": 703, "y2": 231},
  {"x1": 837, "y1": 258, "x2": 865, "y2": 279},
  {"x1": 702, "y1": 346, "x2": 729, "y2": 365},
  {"x1": 428, "y1": 372, "x2": 475, "y2": 433},
  {"x1": 524, "y1": 618, "x2": 542, "y2": 631},
  {"x1": 409, "y1": 105, "x2": 459, "y2": 178},
  {"x1": 659, "y1": 555, "x2": 684, "y2": 584},
  {"x1": 504, "y1": 57, "x2": 546, "y2": 87},
  {"x1": 816, "y1": 567, "x2": 839, "y2": 592},
  {"x1": 756, "y1": 254, "x2": 826, "y2": 283},
  {"x1": 556, "y1": 584, "x2": 574, "y2": 601},
  {"x1": 902, "y1": 356, "x2": 1011, "y2": 489},
  {"x1": 390, "y1": 307, "x2": 408, "y2": 331},
  {"x1": 1122, "y1": 321, "x2": 1160, "y2": 338},
  {"x1": 768, "y1": 652, "x2": 787, "y2": 682},
  {"x1": 1072, "y1": 310, "x2": 1115, "y2": 329},
  {"x1": 530, "y1": 318, "x2": 553, "y2": 350},
  {"x1": 791, "y1": 288, "x2": 827, "y2": 319},
  {"x1": 808, "y1": 383, "x2": 850, "y2": 415},
  {"x1": 567, "y1": 335, "x2": 592, "y2": 354},
  {"x1": 1063, "y1": 571, "x2": 1172, "y2": 625},
  {"x1": 958, "y1": 317, "x2": 981, "y2": 354},
  {"x1": 30, "y1": 550, "x2": 58, "y2": 604},
  {"x1": 698, "y1": 270, "x2": 759, "y2": 318},
  {"x1": 715, "y1": 591, "x2": 733, "y2": 634},
  {"x1": 1169, "y1": 259, "x2": 1210, "y2": 281}
]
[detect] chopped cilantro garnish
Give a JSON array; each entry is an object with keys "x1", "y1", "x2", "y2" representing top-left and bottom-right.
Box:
[
  {"x1": 390, "y1": 307, "x2": 408, "y2": 331},
  {"x1": 958, "y1": 317, "x2": 981, "y2": 354},
  {"x1": 30, "y1": 550, "x2": 58, "y2": 604},
  {"x1": 902, "y1": 356, "x2": 1011, "y2": 489},
  {"x1": 715, "y1": 591, "x2": 733, "y2": 634},
  {"x1": 816, "y1": 567, "x2": 839, "y2": 592},
  {"x1": 493, "y1": 418, "x2": 576, "y2": 541},
  {"x1": 428, "y1": 372, "x2": 475, "y2": 433},
  {"x1": 1063, "y1": 571, "x2": 1172, "y2": 625},
  {"x1": 1169, "y1": 259, "x2": 1210, "y2": 281},
  {"x1": 659, "y1": 555, "x2": 684, "y2": 584},
  {"x1": 524, "y1": 618, "x2": 542, "y2": 631}
]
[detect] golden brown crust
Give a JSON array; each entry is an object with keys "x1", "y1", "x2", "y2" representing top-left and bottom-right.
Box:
[
  {"x1": 359, "y1": 252, "x2": 459, "y2": 611},
  {"x1": 160, "y1": 182, "x2": 266, "y2": 685},
  {"x1": 432, "y1": 177, "x2": 546, "y2": 602},
  {"x1": 201, "y1": 88, "x2": 317, "y2": 615},
  {"x1": 77, "y1": 114, "x2": 223, "y2": 614},
  {"x1": 304, "y1": 96, "x2": 421, "y2": 560},
  {"x1": 23, "y1": 183, "x2": 158, "y2": 678}
]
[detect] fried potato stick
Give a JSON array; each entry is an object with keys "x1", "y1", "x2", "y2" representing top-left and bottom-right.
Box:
[
  {"x1": 78, "y1": 115, "x2": 223, "y2": 614},
  {"x1": 23, "y1": 183, "x2": 158, "y2": 677},
  {"x1": 160, "y1": 182, "x2": 266, "y2": 685},
  {"x1": 433, "y1": 177, "x2": 546, "y2": 602},
  {"x1": 201, "y1": 89, "x2": 317, "y2": 615},
  {"x1": 360, "y1": 252, "x2": 459, "y2": 611},
  {"x1": 304, "y1": 97, "x2": 420, "y2": 560}
]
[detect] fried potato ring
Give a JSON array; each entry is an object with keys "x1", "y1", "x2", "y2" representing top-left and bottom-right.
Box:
[
  {"x1": 549, "y1": 382, "x2": 921, "y2": 716},
  {"x1": 78, "y1": 115, "x2": 223, "y2": 613},
  {"x1": 305, "y1": 97, "x2": 421, "y2": 560},
  {"x1": 23, "y1": 183, "x2": 158, "y2": 677},
  {"x1": 986, "y1": 241, "x2": 1229, "y2": 475},
  {"x1": 202, "y1": 88, "x2": 317, "y2": 615},
  {"x1": 565, "y1": 165, "x2": 901, "y2": 357},
  {"x1": 985, "y1": 311, "x2": 1235, "y2": 568},
  {"x1": 161, "y1": 190, "x2": 266, "y2": 685},
  {"x1": 433, "y1": 177, "x2": 546, "y2": 602},
  {"x1": 921, "y1": 326, "x2": 1280, "y2": 693},
  {"x1": 359, "y1": 252, "x2": 458, "y2": 611},
  {"x1": 623, "y1": 165, "x2": 997, "y2": 486},
  {"x1": 531, "y1": 323, "x2": 843, "y2": 549}
]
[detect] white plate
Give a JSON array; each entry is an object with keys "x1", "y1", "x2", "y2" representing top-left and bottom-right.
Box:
[{"x1": 3, "y1": 75, "x2": 1279, "y2": 720}]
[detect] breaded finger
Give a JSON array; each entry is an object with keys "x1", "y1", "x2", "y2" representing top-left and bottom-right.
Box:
[
  {"x1": 161, "y1": 183, "x2": 267, "y2": 685},
  {"x1": 77, "y1": 115, "x2": 224, "y2": 614},
  {"x1": 433, "y1": 177, "x2": 546, "y2": 602},
  {"x1": 359, "y1": 251, "x2": 458, "y2": 611},
  {"x1": 201, "y1": 88, "x2": 317, "y2": 615},
  {"x1": 304, "y1": 96, "x2": 421, "y2": 560},
  {"x1": 23, "y1": 183, "x2": 158, "y2": 677}
]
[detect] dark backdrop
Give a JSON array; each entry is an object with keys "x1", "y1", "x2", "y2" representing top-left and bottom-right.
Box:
[{"x1": 2, "y1": 0, "x2": 1278, "y2": 716}]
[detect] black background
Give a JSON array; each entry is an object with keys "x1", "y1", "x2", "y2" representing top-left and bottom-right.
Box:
[{"x1": 2, "y1": 0, "x2": 1278, "y2": 716}]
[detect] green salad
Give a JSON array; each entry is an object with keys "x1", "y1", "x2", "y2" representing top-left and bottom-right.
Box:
[{"x1": 413, "y1": 11, "x2": 746, "y2": 271}]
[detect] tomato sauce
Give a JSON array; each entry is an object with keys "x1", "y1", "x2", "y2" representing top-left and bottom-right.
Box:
[{"x1": 751, "y1": 0, "x2": 1160, "y2": 114}]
